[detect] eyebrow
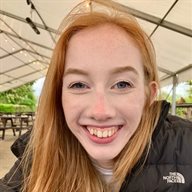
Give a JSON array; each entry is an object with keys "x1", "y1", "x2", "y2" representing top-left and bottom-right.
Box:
[
  {"x1": 111, "y1": 66, "x2": 139, "y2": 76},
  {"x1": 64, "y1": 68, "x2": 89, "y2": 77},
  {"x1": 64, "y1": 66, "x2": 139, "y2": 77}
]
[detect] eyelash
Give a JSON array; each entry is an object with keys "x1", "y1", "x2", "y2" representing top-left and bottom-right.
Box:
[
  {"x1": 68, "y1": 80, "x2": 133, "y2": 90},
  {"x1": 112, "y1": 80, "x2": 133, "y2": 90},
  {"x1": 68, "y1": 82, "x2": 89, "y2": 89}
]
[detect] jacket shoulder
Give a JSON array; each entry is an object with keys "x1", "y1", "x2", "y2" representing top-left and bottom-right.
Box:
[
  {"x1": 167, "y1": 114, "x2": 192, "y2": 128},
  {"x1": 11, "y1": 130, "x2": 31, "y2": 158},
  {"x1": 121, "y1": 116, "x2": 192, "y2": 192},
  {"x1": 152, "y1": 114, "x2": 192, "y2": 163},
  {"x1": 0, "y1": 131, "x2": 30, "y2": 191}
]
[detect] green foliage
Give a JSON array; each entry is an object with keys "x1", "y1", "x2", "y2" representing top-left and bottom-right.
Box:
[
  {"x1": 160, "y1": 82, "x2": 192, "y2": 119},
  {"x1": 176, "y1": 108, "x2": 186, "y2": 118},
  {"x1": 185, "y1": 96, "x2": 192, "y2": 103},
  {"x1": 0, "y1": 103, "x2": 31, "y2": 113},
  {"x1": 0, "y1": 82, "x2": 37, "y2": 112}
]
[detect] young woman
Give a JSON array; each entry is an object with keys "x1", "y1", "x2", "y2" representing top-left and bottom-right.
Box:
[{"x1": 1, "y1": 1, "x2": 192, "y2": 192}]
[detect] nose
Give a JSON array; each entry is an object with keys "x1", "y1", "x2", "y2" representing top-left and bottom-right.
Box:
[{"x1": 87, "y1": 93, "x2": 116, "y2": 121}]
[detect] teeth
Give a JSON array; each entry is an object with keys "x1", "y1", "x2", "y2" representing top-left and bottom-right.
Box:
[
  {"x1": 108, "y1": 130, "x2": 112, "y2": 137},
  {"x1": 97, "y1": 131, "x2": 102, "y2": 138},
  {"x1": 90, "y1": 129, "x2": 94, "y2": 135},
  {"x1": 87, "y1": 127, "x2": 119, "y2": 138},
  {"x1": 102, "y1": 130, "x2": 108, "y2": 138}
]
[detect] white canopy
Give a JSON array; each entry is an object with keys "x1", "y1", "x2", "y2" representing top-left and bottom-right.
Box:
[{"x1": 0, "y1": 0, "x2": 192, "y2": 92}]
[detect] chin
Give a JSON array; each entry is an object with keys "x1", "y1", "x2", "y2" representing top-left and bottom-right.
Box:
[{"x1": 88, "y1": 150, "x2": 119, "y2": 162}]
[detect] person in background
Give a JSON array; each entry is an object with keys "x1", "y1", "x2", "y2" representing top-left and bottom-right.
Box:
[{"x1": 1, "y1": 0, "x2": 192, "y2": 191}]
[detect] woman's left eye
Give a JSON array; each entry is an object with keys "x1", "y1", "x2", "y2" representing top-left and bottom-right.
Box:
[{"x1": 112, "y1": 81, "x2": 133, "y2": 89}]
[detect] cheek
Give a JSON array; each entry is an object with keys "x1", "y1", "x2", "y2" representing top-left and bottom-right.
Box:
[
  {"x1": 62, "y1": 103, "x2": 79, "y2": 135},
  {"x1": 121, "y1": 101, "x2": 145, "y2": 138},
  {"x1": 123, "y1": 102, "x2": 144, "y2": 122},
  {"x1": 118, "y1": 90, "x2": 146, "y2": 121},
  {"x1": 121, "y1": 89, "x2": 146, "y2": 108},
  {"x1": 62, "y1": 94, "x2": 83, "y2": 124}
]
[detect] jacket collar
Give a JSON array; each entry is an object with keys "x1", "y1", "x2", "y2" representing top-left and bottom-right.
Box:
[{"x1": 152, "y1": 100, "x2": 170, "y2": 140}]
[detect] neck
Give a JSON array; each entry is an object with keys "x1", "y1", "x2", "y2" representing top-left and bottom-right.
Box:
[{"x1": 91, "y1": 158, "x2": 114, "y2": 169}]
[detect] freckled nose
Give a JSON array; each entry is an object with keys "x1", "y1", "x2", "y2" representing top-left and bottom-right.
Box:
[{"x1": 88, "y1": 94, "x2": 116, "y2": 121}]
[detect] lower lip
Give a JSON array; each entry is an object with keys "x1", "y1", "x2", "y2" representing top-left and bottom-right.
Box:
[{"x1": 83, "y1": 127, "x2": 121, "y2": 144}]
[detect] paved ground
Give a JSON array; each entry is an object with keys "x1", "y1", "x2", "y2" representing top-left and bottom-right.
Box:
[{"x1": 0, "y1": 130, "x2": 18, "y2": 178}]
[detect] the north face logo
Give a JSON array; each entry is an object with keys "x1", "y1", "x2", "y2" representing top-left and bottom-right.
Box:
[{"x1": 163, "y1": 172, "x2": 185, "y2": 184}]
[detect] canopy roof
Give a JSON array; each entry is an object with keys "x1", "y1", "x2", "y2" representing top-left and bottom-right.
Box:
[{"x1": 0, "y1": 0, "x2": 192, "y2": 92}]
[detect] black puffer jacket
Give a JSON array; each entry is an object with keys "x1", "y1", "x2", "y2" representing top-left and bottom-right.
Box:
[
  {"x1": 0, "y1": 101, "x2": 192, "y2": 192},
  {"x1": 0, "y1": 130, "x2": 30, "y2": 192},
  {"x1": 120, "y1": 102, "x2": 192, "y2": 192}
]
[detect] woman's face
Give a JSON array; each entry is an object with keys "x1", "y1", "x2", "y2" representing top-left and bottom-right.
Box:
[{"x1": 62, "y1": 24, "x2": 147, "y2": 168}]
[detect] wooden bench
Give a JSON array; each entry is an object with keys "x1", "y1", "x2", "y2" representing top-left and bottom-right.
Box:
[
  {"x1": 0, "y1": 126, "x2": 16, "y2": 140},
  {"x1": 0, "y1": 116, "x2": 16, "y2": 140}
]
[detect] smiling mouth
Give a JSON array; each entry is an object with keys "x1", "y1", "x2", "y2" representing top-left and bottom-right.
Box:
[{"x1": 86, "y1": 126, "x2": 121, "y2": 138}]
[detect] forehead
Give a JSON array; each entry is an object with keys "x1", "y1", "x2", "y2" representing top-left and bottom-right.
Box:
[
  {"x1": 65, "y1": 23, "x2": 143, "y2": 76},
  {"x1": 68, "y1": 23, "x2": 139, "y2": 53}
]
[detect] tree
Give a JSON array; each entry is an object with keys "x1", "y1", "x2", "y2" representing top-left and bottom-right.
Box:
[
  {"x1": 0, "y1": 82, "x2": 37, "y2": 111},
  {"x1": 184, "y1": 80, "x2": 192, "y2": 103}
]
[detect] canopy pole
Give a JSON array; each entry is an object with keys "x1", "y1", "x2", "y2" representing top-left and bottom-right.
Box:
[{"x1": 171, "y1": 75, "x2": 178, "y2": 115}]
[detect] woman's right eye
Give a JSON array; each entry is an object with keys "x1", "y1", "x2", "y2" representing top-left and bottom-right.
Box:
[{"x1": 68, "y1": 82, "x2": 89, "y2": 89}]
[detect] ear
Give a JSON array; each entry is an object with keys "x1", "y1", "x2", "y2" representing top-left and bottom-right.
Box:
[{"x1": 149, "y1": 81, "x2": 158, "y2": 105}]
